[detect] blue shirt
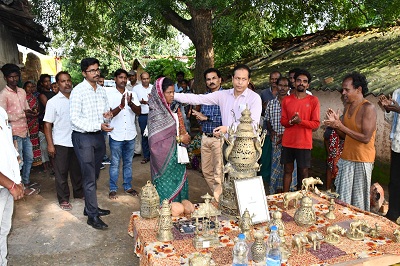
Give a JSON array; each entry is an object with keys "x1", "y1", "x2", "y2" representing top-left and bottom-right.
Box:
[{"x1": 199, "y1": 88, "x2": 223, "y2": 134}]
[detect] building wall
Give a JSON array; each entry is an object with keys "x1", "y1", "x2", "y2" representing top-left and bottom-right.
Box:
[
  {"x1": 0, "y1": 22, "x2": 19, "y2": 89},
  {"x1": 312, "y1": 90, "x2": 391, "y2": 163}
]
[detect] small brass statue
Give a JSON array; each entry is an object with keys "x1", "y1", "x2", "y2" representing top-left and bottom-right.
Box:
[
  {"x1": 393, "y1": 229, "x2": 400, "y2": 242},
  {"x1": 301, "y1": 177, "x2": 323, "y2": 192},
  {"x1": 291, "y1": 233, "x2": 308, "y2": 254},
  {"x1": 156, "y1": 199, "x2": 174, "y2": 242},
  {"x1": 140, "y1": 180, "x2": 160, "y2": 219},
  {"x1": 219, "y1": 107, "x2": 263, "y2": 217},
  {"x1": 325, "y1": 198, "x2": 336, "y2": 220},
  {"x1": 368, "y1": 223, "x2": 381, "y2": 238},
  {"x1": 283, "y1": 191, "x2": 303, "y2": 209},
  {"x1": 306, "y1": 231, "x2": 324, "y2": 250},
  {"x1": 192, "y1": 193, "x2": 221, "y2": 249},
  {"x1": 325, "y1": 224, "x2": 346, "y2": 244},
  {"x1": 294, "y1": 196, "x2": 316, "y2": 227},
  {"x1": 189, "y1": 252, "x2": 215, "y2": 266},
  {"x1": 238, "y1": 209, "x2": 254, "y2": 239},
  {"x1": 251, "y1": 231, "x2": 267, "y2": 263},
  {"x1": 346, "y1": 220, "x2": 368, "y2": 241}
]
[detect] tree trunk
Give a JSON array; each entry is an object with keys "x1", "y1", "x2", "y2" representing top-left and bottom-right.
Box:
[
  {"x1": 189, "y1": 8, "x2": 214, "y2": 94},
  {"x1": 161, "y1": 6, "x2": 214, "y2": 94},
  {"x1": 117, "y1": 45, "x2": 127, "y2": 70}
]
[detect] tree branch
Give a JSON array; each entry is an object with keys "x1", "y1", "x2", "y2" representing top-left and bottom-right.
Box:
[
  {"x1": 160, "y1": 5, "x2": 193, "y2": 40},
  {"x1": 349, "y1": 0, "x2": 369, "y2": 22}
]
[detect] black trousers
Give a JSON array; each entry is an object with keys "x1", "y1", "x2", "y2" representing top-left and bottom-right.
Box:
[
  {"x1": 72, "y1": 131, "x2": 105, "y2": 218},
  {"x1": 386, "y1": 150, "x2": 400, "y2": 220},
  {"x1": 53, "y1": 145, "x2": 84, "y2": 204}
]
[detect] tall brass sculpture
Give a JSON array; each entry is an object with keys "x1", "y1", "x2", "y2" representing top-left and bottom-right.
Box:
[{"x1": 219, "y1": 107, "x2": 264, "y2": 217}]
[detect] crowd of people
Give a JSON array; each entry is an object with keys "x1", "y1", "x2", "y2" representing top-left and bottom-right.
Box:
[{"x1": 0, "y1": 57, "x2": 399, "y2": 264}]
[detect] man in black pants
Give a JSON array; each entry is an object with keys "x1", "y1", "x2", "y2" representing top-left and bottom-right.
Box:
[{"x1": 70, "y1": 58, "x2": 113, "y2": 229}]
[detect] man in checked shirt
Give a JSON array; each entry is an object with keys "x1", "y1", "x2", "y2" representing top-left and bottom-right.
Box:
[
  {"x1": 191, "y1": 68, "x2": 223, "y2": 202},
  {"x1": 70, "y1": 58, "x2": 113, "y2": 230}
]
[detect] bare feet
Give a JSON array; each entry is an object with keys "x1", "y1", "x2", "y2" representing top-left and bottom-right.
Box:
[{"x1": 109, "y1": 191, "x2": 118, "y2": 200}]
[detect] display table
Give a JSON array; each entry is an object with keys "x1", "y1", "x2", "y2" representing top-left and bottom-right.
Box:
[{"x1": 128, "y1": 192, "x2": 400, "y2": 265}]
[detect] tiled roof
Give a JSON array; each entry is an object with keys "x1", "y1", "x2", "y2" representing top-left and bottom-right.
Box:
[{"x1": 248, "y1": 27, "x2": 400, "y2": 96}]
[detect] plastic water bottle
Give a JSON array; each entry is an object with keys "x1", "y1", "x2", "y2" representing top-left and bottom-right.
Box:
[
  {"x1": 232, "y1": 233, "x2": 248, "y2": 266},
  {"x1": 266, "y1": 225, "x2": 281, "y2": 266}
]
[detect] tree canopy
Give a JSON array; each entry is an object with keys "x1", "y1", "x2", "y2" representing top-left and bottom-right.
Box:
[{"x1": 31, "y1": 0, "x2": 400, "y2": 91}]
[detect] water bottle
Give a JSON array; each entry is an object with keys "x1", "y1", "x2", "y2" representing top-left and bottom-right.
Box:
[
  {"x1": 232, "y1": 233, "x2": 248, "y2": 266},
  {"x1": 266, "y1": 225, "x2": 281, "y2": 266}
]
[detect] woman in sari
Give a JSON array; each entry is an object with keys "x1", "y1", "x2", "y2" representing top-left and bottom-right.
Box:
[
  {"x1": 148, "y1": 77, "x2": 191, "y2": 202},
  {"x1": 24, "y1": 81, "x2": 42, "y2": 167}
]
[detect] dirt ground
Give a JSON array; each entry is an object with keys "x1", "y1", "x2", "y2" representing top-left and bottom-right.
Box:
[
  {"x1": 7, "y1": 154, "x2": 209, "y2": 266},
  {"x1": 6, "y1": 150, "x2": 388, "y2": 265}
]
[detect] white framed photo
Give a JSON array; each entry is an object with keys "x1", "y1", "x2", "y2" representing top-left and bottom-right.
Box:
[{"x1": 234, "y1": 176, "x2": 269, "y2": 224}]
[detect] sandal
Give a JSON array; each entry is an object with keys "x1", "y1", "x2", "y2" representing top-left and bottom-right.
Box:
[
  {"x1": 24, "y1": 187, "x2": 40, "y2": 196},
  {"x1": 109, "y1": 191, "x2": 118, "y2": 200},
  {"x1": 125, "y1": 188, "x2": 139, "y2": 197},
  {"x1": 25, "y1": 182, "x2": 40, "y2": 188},
  {"x1": 59, "y1": 201, "x2": 72, "y2": 211},
  {"x1": 141, "y1": 158, "x2": 150, "y2": 164}
]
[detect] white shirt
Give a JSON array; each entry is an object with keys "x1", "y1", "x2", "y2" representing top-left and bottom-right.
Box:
[
  {"x1": 133, "y1": 84, "x2": 153, "y2": 114},
  {"x1": 106, "y1": 88, "x2": 140, "y2": 141},
  {"x1": 70, "y1": 79, "x2": 109, "y2": 133},
  {"x1": 43, "y1": 92, "x2": 74, "y2": 147},
  {"x1": 0, "y1": 106, "x2": 21, "y2": 187},
  {"x1": 384, "y1": 88, "x2": 400, "y2": 153}
]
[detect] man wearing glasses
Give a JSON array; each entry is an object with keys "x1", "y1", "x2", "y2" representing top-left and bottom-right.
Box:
[{"x1": 70, "y1": 58, "x2": 113, "y2": 230}]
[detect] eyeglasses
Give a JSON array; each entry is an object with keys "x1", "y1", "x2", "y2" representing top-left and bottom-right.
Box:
[{"x1": 85, "y1": 68, "x2": 101, "y2": 74}]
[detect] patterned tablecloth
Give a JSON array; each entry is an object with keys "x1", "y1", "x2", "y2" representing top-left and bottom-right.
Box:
[{"x1": 128, "y1": 192, "x2": 400, "y2": 266}]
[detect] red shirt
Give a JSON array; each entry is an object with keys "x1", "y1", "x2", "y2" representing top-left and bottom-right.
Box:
[{"x1": 281, "y1": 94, "x2": 320, "y2": 149}]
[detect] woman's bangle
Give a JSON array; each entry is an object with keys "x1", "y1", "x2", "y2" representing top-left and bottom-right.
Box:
[
  {"x1": 8, "y1": 182, "x2": 16, "y2": 191},
  {"x1": 176, "y1": 135, "x2": 181, "y2": 143},
  {"x1": 118, "y1": 105, "x2": 123, "y2": 110}
]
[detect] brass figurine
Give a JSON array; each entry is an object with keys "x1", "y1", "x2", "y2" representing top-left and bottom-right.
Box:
[
  {"x1": 156, "y1": 199, "x2": 174, "y2": 242},
  {"x1": 192, "y1": 193, "x2": 221, "y2": 249},
  {"x1": 393, "y1": 229, "x2": 400, "y2": 242},
  {"x1": 291, "y1": 233, "x2": 308, "y2": 254},
  {"x1": 325, "y1": 198, "x2": 336, "y2": 220},
  {"x1": 189, "y1": 252, "x2": 215, "y2": 266},
  {"x1": 306, "y1": 231, "x2": 324, "y2": 250},
  {"x1": 140, "y1": 180, "x2": 160, "y2": 219},
  {"x1": 219, "y1": 107, "x2": 263, "y2": 217},
  {"x1": 346, "y1": 220, "x2": 368, "y2": 241},
  {"x1": 251, "y1": 231, "x2": 267, "y2": 264},
  {"x1": 325, "y1": 224, "x2": 346, "y2": 244},
  {"x1": 294, "y1": 196, "x2": 316, "y2": 227},
  {"x1": 238, "y1": 209, "x2": 254, "y2": 239},
  {"x1": 283, "y1": 191, "x2": 303, "y2": 209},
  {"x1": 301, "y1": 177, "x2": 323, "y2": 192}
]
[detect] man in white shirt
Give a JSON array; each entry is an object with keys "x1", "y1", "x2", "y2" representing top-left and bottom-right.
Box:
[
  {"x1": 106, "y1": 69, "x2": 141, "y2": 199},
  {"x1": 70, "y1": 58, "x2": 113, "y2": 230},
  {"x1": 44, "y1": 71, "x2": 84, "y2": 211},
  {"x1": 127, "y1": 70, "x2": 142, "y2": 156},
  {"x1": 0, "y1": 106, "x2": 24, "y2": 265},
  {"x1": 133, "y1": 72, "x2": 153, "y2": 164}
]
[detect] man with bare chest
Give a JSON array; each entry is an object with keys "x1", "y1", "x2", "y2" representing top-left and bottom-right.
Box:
[{"x1": 324, "y1": 72, "x2": 377, "y2": 211}]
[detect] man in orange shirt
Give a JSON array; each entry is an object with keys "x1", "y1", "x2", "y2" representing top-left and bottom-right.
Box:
[
  {"x1": 324, "y1": 72, "x2": 377, "y2": 211},
  {"x1": 280, "y1": 69, "x2": 320, "y2": 192}
]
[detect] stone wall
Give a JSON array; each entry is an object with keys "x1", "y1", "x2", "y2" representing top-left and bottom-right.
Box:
[
  {"x1": 0, "y1": 21, "x2": 19, "y2": 89},
  {"x1": 312, "y1": 90, "x2": 391, "y2": 163}
]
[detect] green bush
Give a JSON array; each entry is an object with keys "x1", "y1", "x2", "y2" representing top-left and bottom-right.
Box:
[{"x1": 145, "y1": 58, "x2": 192, "y2": 83}]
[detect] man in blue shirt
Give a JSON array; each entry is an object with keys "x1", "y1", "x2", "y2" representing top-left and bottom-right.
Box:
[{"x1": 191, "y1": 68, "x2": 223, "y2": 201}]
